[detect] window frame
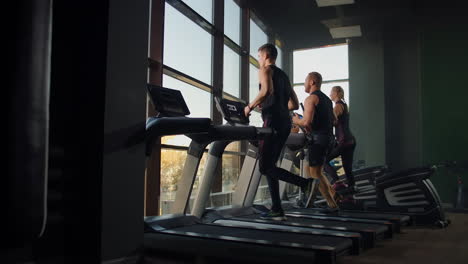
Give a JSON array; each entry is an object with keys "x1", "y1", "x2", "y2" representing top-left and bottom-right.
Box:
[{"x1": 147, "y1": 0, "x2": 288, "y2": 215}]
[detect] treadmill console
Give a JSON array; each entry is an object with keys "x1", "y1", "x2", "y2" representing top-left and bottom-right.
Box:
[
  {"x1": 146, "y1": 84, "x2": 190, "y2": 117},
  {"x1": 215, "y1": 97, "x2": 249, "y2": 125}
]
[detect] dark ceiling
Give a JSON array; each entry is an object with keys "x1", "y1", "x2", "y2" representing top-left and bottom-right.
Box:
[{"x1": 245, "y1": 0, "x2": 467, "y2": 50}]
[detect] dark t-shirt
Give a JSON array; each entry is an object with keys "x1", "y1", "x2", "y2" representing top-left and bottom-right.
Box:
[
  {"x1": 260, "y1": 65, "x2": 292, "y2": 126},
  {"x1": 310, "y1": 90, "x2": 333, "y2": 136}
]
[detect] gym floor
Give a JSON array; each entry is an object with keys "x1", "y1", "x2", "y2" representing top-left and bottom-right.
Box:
[
  {"x1": 142, "y1": 212, "x2": 468, "y2": 264},
  {"x1": 337, "y1": 212, "x2": 468, "y2": 264}
]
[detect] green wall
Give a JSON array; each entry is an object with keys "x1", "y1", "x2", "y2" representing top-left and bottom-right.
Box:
[
  {"x1": 383, "y1": 26, "x2": 423, "y2": 171},
  {"x1": 348, "y1": 21, "x2": 468, "y2": 204},
  {"x1": 349, "y1": 32, "x2": 387, "y2": 168},
  {"x1": 420, "y1": 23, "x2": 468, "y2": 203}
]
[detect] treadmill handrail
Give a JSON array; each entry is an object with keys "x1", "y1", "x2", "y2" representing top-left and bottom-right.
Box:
[
  {"x1": 146, "y1": 117, "x2": 212, "y2": 135},
  {"x1": 187, "y1": 125, "x2": 273, "y2": 144},
  {"x1": 146, "y1": 117, "x2": 212, "y2": 155}
]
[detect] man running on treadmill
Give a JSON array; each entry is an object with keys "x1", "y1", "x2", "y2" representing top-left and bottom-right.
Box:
[
  {"x1": 244, "y1": 43, "x2": 315, "y2": 220},
  {"x1": 292, "y1": 72, "x2": 339, "y2": 210}
]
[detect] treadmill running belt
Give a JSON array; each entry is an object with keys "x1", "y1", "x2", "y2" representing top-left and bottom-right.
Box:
[
  {"x1": 238, "y1": 213, "x2": 388, "y2": 234},
  {"x1": 287, "y1": 208, "x2": 410, "y2": 225},
  {"x1": 170, "y1": 224, "x2": 352, "y2": 253}
]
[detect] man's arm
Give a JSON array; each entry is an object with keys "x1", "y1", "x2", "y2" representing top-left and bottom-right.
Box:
[
  {"x1": 288, "y1": 86, "x2": 299, "y2": 110},
  {"x1": 244, "y1": 66, "x2": 273, "y2": 116},
  {"x1": 292, "y1": 94, "x2": 318, "y2": 132}
]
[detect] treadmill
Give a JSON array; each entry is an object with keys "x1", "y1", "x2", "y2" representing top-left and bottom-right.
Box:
[
  {"x1": 188, "y1": 98, "x2": 397, "y2": 251},
  {"x1": 143, "y1": 85, "x2": 353, "y2": 264},
  {"x1": 197, "y1": 134, "x2": 390, "y2": 250}
]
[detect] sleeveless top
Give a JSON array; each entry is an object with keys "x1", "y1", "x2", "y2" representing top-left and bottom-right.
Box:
[
  {"x1": 259, "y1": 65, "x2": 291, "y2": 122},
  {"x1": 310, "y1": 90, "x2": 333, "y2": 136},
  {"x1": 335, "y1": 100, "x2": 355, "y2": 145}
]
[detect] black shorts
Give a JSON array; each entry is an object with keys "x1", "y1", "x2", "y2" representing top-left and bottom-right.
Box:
[
  {"x1": 307, "y1": 143, "x2": 328, "y2": 166},
  {"x1": 306, "y1": 134, "x2": 332, "y2": 166}
]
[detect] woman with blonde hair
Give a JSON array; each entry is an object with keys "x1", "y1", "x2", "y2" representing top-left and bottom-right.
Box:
[{"x1": 325, "y1": 86, "x2": 357, "y2": 194}]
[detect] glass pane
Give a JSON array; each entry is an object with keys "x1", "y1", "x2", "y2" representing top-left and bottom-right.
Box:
[
  {"x1": 225, "y1": 141, "x2": 240, "y2": 152},
  {"x1": 293, "y1": 44, "x2": 348, "y2": 83},
  {"x1": 164, "y1": 3, "x2": 212, "y2": 84},
  {"x1": 192, "y1": 151, "x2": 242, "y2": 210},
  {"x1": 162, "y1": 74, "x2": 211, "y2": 146},
  {"x1": 293, "y1": 81, "x2": 349, "y2": 116},
  {"x1": 250, "y1": 19, "x2": 268, "y2": 56},
  {"x1": 194, "y1": 152, "x2": 241, "y2": 210},
  {"x1": 221, "y1": 153, "x2": 241, "y2": 193},
  {"x1": 254, "y1": 178, "x2": 271, "y2": 204},
  {"x1": 181, "y1": 0, "x2": 213, "y2": 23},
  {"x1": 224, "y1": 0, "x2": 241, "y2": 44},
  {"x1": 223, "y1": 45, "x2": 240, "y2": 98},
  {"x1": 160, "y1": 148, "x2": 208, "y2": 215},
  {"x1": 276, "y1": 45, "x2": 283, "y2": 69},
  {"x1": 249, "y1": 63, "x2": 259, "y2": 102}
]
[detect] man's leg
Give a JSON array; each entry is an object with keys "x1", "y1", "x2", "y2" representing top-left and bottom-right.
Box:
[
  {"x1": 307, "y1": 165, "x2": 338, "y2": 208},
  {"x1": 258, "y1": 135, "x2": 283, "y2": 213},
  {"x1": 307, "y1": 143, "x2": 338, "y2": 208},
  {"x1": 269, "y1": 167, "x2": 309, "y2": 187},
  {"x1": 265, "y1": 123, "x2": 311, "y2": 199}
]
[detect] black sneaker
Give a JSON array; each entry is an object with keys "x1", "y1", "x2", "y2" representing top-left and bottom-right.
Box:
[
  {"x1": 302, "y1": 178, "x2": 316, "y2": 208},
  {"x1": 260, "y1": 210, "x2": 286, "y2": 221}
]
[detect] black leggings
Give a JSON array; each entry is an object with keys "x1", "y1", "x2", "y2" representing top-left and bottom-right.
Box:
[
  {"x1": 258, "y1": 118, "x2": 308, "y2": 212},
  {"x1": 324, "y1": 141, "x2": 356, "y2": 186}
]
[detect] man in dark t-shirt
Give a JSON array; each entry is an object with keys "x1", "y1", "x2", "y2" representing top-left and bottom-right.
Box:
[
  {"x1": 292, "y1": 72, "x2": 339, "y2": 210},
  {"x1": 244, "y1": 44, "x2": 314, "y2": 220}
]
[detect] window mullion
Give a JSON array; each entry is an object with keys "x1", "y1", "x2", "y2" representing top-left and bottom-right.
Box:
[
  {"x1": 211, "y1": 0, "x2": 224, "y2": 193},
  {"x1": 166, "y1": 0, "x2": 215, "y2": 35}
]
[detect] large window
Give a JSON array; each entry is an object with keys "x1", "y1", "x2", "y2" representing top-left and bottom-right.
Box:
[
  {"x1": 159, "y1": 1, "x2": 216, "y2": 215},
  {"x1": 223, "y1": 142, "x2": 241, "y2": 192},
  {"x1": 224, "y1": 0, "x2": 241, "y2": 44},
  {"x1": 181, "y1": 0, "x2": 213, "y2": 23},
  {"x1": 160, "y1": 150, "x2": 208, "y2": 215},
  {"x1": 249, "y1": 63, "x2": 259, "y2": 102},
  {"x1": 293, "y1": 44, "x2": 349, "y2": 115},
  {"x1": 293, "y1": 44, "x2": 348, "y2": 83},
  {"x1": 164, "y1": 3, "x2": 213, "y2": 84},
  {"x1": 161, "y1": 75, "x2": 211, "y2": 146},
  {"x1": 158, "y1": 0, "x2": 271, "y2": 215},
  {"x1": 223, "y1": 45, "x2": 241, "y2": 97},
  {"x1": 249, "y1": 18, "x2": 268, "y2": 56}
]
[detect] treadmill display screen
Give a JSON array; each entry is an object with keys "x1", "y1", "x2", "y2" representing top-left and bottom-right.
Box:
[
  {"x1": 215, "y1": 97, "x2": 250, "y2": 125},
  {"x1": 146, "y1": 84, "x2": 190, "y2": 117}
]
